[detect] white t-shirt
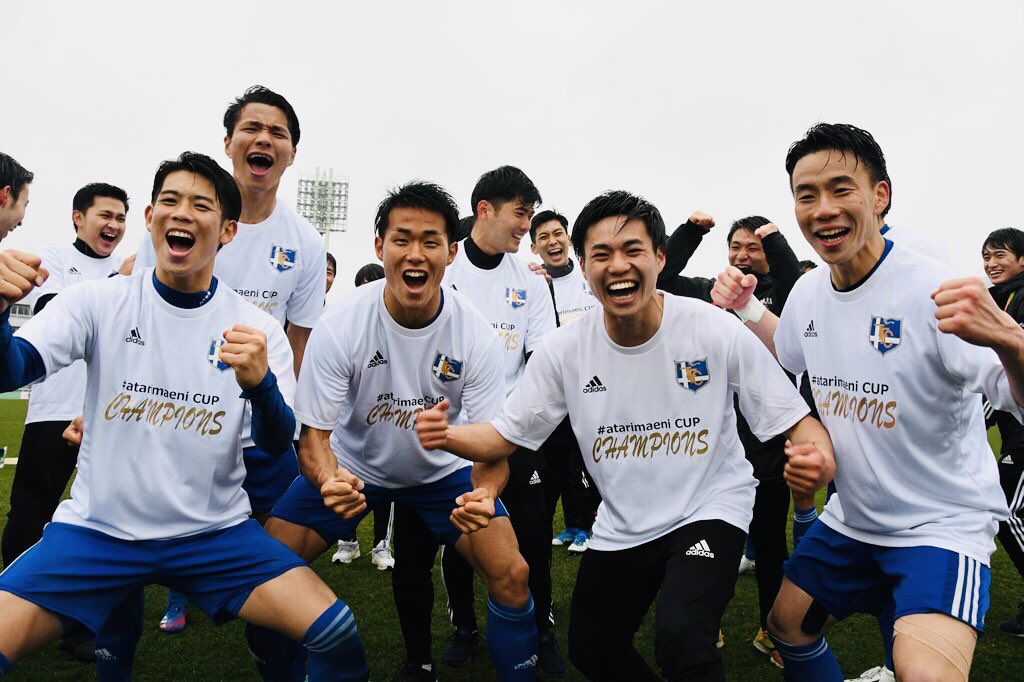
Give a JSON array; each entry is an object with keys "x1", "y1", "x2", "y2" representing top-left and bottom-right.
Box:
[
  {"x1": 135, "y1": 199, "x2": 326, "y2": 328},
  {"x1": 492, "y1": 293, "x2": 810, "y2": 551},
  {"x1": 551, "y1": 262, "x2": 598, "y2": 327},
  {"x1": 443, "y1": 248, "x2": 556, "y2": 393},
  {"x1": 14, "y1": 269, "x2": 295, "y2": 541},
  {"x1": 881, "y1": 223, "x2": 950, "y2": 265},
  {"x1": 294, "y1": 280, "x2": 506, "y2": 488},
  {"x1": 775, "y1": 242, "x2": 1016, "y2": 564},
  {"x1": 21, "y1": 244, "x2": 121, "y2": 424}
]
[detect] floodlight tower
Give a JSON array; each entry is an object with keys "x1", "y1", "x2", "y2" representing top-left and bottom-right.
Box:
[{"x1": 296, "y1": 167, "x2": 349, "y2": 253}]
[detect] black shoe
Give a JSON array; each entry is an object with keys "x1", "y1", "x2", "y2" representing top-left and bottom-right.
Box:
[
  {"x1": 391, "y1": 660, "x2": 438, "y2": 682},
  {"x1": 537, "y1": 631, "x2": 567, "y2": 677},
  {"x1": 442, "y1": 627, "x2": 479, "y2": 668},
  {"x1": 60, "y1": 636, "x2": 97, "y2": 663},
  {"x1": 1000, "y1": 602, "x2": 1024, "y2": 636}
]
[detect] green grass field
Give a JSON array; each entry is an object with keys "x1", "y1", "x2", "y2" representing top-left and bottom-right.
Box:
[{"x1": 0, "y1": 399, "x2": 1021, "y2": 680}]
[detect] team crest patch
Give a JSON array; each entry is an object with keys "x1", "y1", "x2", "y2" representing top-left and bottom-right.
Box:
[
  {"x1": 505, "y1": 287, "x2": 527, "y2": 309},
  {"x1": 676, "y1": 359, "x2": 710, "y2": 392},
  {"x1": 208, "y1": 338, "x2": 230, "y2": 372},
  {"x1": 270, "y1": 245, "x2": 297, "y2": 272},
  {"x1": 869, "y1": 316, "x2": 902, "y2": 355},
  {"x1": 432, "y1": 352, "x2": 463, "y2": 382}
]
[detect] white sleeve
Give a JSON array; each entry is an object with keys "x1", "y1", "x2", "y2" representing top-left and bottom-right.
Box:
[
  {"x1": 936, "y1": 324, "x2": 1023, "y2": 421},
  {"x1": 134, "y1": 231, "x2": 157, "y2": 270},
  {"x1": 524, "y1": 277, "x2": 556, "y2": 355},
  {"x1": 461, "y1": 330, "x2": 506, "y2": 423},
  {"x1": 491, "y1": 341, "x2": 567, "y2": 450},
  {"x1": 729, "y1": 321, "x2": 810, "y2": 442},
  {"x1": 293, "y1": 320, "x2": 349, "y2": 429},
  {"x1": 285, "y1": 235, "x2": 327, "y2": 328},
  {"x1": 774, "y1": 295, "x2": 806, "y2": 375},
  {"x1": 265, "y1": 322, "x2": 296, "y2": 406},
  {"x1": 14, "y1": 283, "x2": 95, "y2": 377}
]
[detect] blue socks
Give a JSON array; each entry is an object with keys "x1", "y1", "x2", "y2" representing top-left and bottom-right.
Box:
[
  {"x1": 792, "y1": 505, "x2": 818, "y2": 548},
  {"x1": 0, "y1": 651, "x2": 10, "y2": 675},
  {"x1": 745, "y1": 534, "x2": 756, "y2": 561},
  {"x1": 166, "y1": 588, "x2": 188, "y2": 611},
  {"x1": 486, "y1": 595, "x2": 538, "y2": 681},
  {"x1": 772, "y1": 635, "x2": 842, "y2": 682},
  {"x1": 95, "y1": 588, "x2": 144, "y2": 682},
  {"x1": 301, "y1": 599, "x2": 369, "y2": 682},
  {"x1": 246, "y1": 623, "x2": 307, "y2": 682}
]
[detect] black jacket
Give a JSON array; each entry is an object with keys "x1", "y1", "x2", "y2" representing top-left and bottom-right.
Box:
[{"x1": 989, "y1": 272, "x2": 1024, "y2": 455}]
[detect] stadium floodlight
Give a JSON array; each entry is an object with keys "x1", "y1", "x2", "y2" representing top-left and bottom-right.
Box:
[{"x1": 296, "y1": 167, "x2": 350, "y2": 253}]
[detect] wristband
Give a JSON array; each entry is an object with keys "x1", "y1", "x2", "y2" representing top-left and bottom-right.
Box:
[{"x1": 735, "y1": 296, "x2": 767, "y2": 324}]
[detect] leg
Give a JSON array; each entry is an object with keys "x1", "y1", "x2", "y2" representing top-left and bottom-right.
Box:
[
  {"x1": 370, "y1": 503, "x2": 395, "y2": 570},
  {"x1": 750, "y1": 478, "x2": 790, "y2": 631},
  {"x1": 158, "y1": 588, "x2": 189, "y2": 633},
  {"x1": 892, "y1": 613, "x2": 977, "y2": 682},
  {"x1": 997, "y1": 454, "x2": 1024, "y2": 577},
  {"x1": 766, "y1": 579, "x2": 842, "y2": 681},
  {"x1": 263, "y1": 516, "x2": 331, "y2": 563},
  {"x1": 390, "y1": 503, "x2": 439, "y2": 667},
  {"x1": 95, "y1": 588, "x2": 145, "y2": 681},
  {"x1": 0, "y1": 591, "x2": 64, "y2": 663}
]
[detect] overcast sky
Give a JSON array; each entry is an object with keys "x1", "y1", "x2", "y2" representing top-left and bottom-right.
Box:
[{"x1": 4, "y1": 1, "x2": 1021, "y2": 300}]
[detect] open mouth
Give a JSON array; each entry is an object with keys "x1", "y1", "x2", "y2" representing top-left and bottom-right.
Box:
[
  {"x1": 606, "y1": 280, "x2": 639, "y2": 301},
  {"x1": 166, "y1": 229, "x2": 196, "y2": 257},
  {"x1": 246, "y1": 152, "x2": 274, "y2": 177},
  {"x1": 815, "y1": 227, "x2": 850, "y2": 248},
  {"x1": 99, "y1": 230, "x2": 119, "y2": 245},
  {"x1": 402, "y1": 269, "x2": 428, "y2": 292},
  {"x1": 547, "y1": 246, "x2": 565, "y2": 259}
]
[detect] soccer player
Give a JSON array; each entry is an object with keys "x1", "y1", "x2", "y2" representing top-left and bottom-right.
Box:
[
  {"x1": 528, "y1": 209, "x2": 600, "y2": 554},
  {"x1": 0, "y1": 153, "x2": 32, "y2": 242},
  {"x1": 0, "y1": 152, "x2": 369, "y2": 681},
  {"x1": 325, "y1": 252, "x2": 337, "y2": 293},
  {"x1": 249, "y1": 181, "x2": 537, "y2": 682},
  {"x1": 134, "y1": 85, "x2": 325, "y2": 632},
  {"x1": 712, "y1": 123, "x2": 1024, "y2": 681},
  {"x1": 981, "y1": 227, "x2": 1024, "y2": 636},
  {"x1": 416, "y1": 189, "x2": 834, "y2": 681}
]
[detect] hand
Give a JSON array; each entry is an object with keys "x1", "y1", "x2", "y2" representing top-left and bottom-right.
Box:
[
  {"x1": 0, "y1": 250, "x2": 48, "y2": 315},
  {"x1": 528, "y1": 261, "x2": 552, "y2": 284},
  {"x1": 754, "y1": 223, "x2": 779, "y2": 239},
  {"x1": 63, "y1": 415, "x2": 83, "y2": 446},
  {"x1": 784, "y1": 440, "x2": 830, "y2": 497},
  {"x1": 932, "y1": 277, "x2": 1022, "y2": 349},
  {"x1": 416, "y1": 398, "x2": 450, "y2": 449},
  {"x1": 711, "y1": 266, "x2": 757, "y2": 310},
  {"x1": 117, "y1": 254, "x2": 136, "y2": 277},
  {"x1": 320, "y1": 467, "x2": 366, "y2": 519},
  {"x1": 688, "y1": 211, "x2": 715, "y2": 231},
  {"x1": 451, "y1": 487, "x2": 496, "y2": 533},
  {"x1": 219, "y1": 325, "x2": 270, "y2": 391}
]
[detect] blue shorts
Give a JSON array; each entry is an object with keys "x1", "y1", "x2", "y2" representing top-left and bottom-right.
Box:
[
  {"x1": 242, "y1": 444, "x2": 300, "y2": 513},
  {"x1": 0, "y1": 519, "x2": 306, "y2": 635},
  {"x1": 270, "y1": 466, "x2": 507, "y2": 547},
  {"x1": 785, "y1": 521, "x2": 991, "y2": 631}
]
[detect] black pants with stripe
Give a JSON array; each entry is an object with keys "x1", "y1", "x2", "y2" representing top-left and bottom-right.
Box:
[
  {"x1": 748, "y1": 477, "x2": 791, "y2": 630},
  {"x1": 542, "y1": 418, "x2": 600, "y2": 532},
  {"x1": 568, "y1": 519, "x2": 745, "y2": 682},
  {"x1": 998, "y1": 452, "x2": 1024, "y2": 580}
]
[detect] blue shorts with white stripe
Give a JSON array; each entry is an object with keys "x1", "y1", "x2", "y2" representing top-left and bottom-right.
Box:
[{"x1": 784, "y1": 521, "x2": 990, "y2": 631}]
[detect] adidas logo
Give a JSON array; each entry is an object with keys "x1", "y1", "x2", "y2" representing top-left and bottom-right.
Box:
[
  {"x1": 583, "y1": 375, "x2": 607, "y2": 393},
  {"x1": 367, "y1": 350, "x2": 388, "y2": 368},
  {"x1": 685, "y1": 539, "x2": 715, "y2": 558},
  {"x1": 94, "y1": 648, "x2": 116, "y2": 661},
  {"x1": 514, "y1": 654, "x2": 538, "y2": 670},
  {"x1": 68, "y1": 266, "x2": 81, "y2": 275},
  {"x1": 528, "y1": 470, "x2": 542, "y2": 486},
  {"x1": 124, "y1": 326, "x2": 145, "y2": 346},
  {"x1": 1003, "y1": 454, "x2": 1014, "y2": 465},
  {"x1": 803, "y1": 320, "x2": 818, "y2": 338}
]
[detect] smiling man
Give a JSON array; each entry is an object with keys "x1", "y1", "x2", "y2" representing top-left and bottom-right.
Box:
[
  {"x1": 0, "y1": 153, "x2": 32, "y2": 242},
  {"x1": 712, "y1": 124, "x2": 1024, "y2": 681},
  {"x1": 416, "y1": 190, "x2": 833, "y2": 681},
  {"x1": 0, "y1": 152, "x2": 368, "y2": 681}
]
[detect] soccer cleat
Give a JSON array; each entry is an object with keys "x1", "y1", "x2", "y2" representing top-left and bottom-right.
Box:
[
  {"x1": 537, "y1": 631, "x2": 567, "y2": 677},
  {"x1": 568, "y1": 530, "x2": 590, "y2": 554},
  {"x1": 552, "y1": 528, "x2": 579, "y2": 546},
  {"x1": 1000, "y1": 601, "x2": 1024, "y2": 636},
  {"x1": 737, "y1": 555, "x2": 756, "y2": 575},
  {"x1": 441, "y1": 626, "x2": 479, "y2": 668},
  {"x1": 391, "y1": 660, "x2": 437, "y2": 682},
  {"x1": 717, "y1": 630, "x2": 725, "y2": 649},
  {"x1": 371, "y1": 540, "x2": 396, "y2": 570},
  {"x1": 844, "y1": 665, "x2": 895, "y2": 682},
  {"x1": 158, "y1": 603, "x2": 187, "y2": 634},
  {"x1": 331, "y1": 539, "x2": 361, "y2": 564},
  {"x1": 753, "y1": 628, "x2": 784, "y2": 669}
]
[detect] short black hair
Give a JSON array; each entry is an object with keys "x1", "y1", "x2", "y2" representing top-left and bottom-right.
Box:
[
  {"x1": 456, "y1": 215, "x2": 475, "y2": 242},
  {"x1": 374, "y1": 181, "x2": 461, "y2": 244},
  {"x1": 799, "y1": 259, "x2": 818, "y2": 272},
  {"x1": 150, "y1": 152, "x2": 242, "y2": 223},
  {"x1": 326, "y1": 252, "x2": 337, "y2": 272},
  {"x1": 727, "y1": 215, "x2": 771, "y2": 243},
  {"x1": 785, "y1": 123, "x2": 892, "y2": 218},
  {"x1": 983, "y1": 228, "x2": 1024, "y2": 259},
  {"x1": 470, "y1": 166, "x2": 541, "y2": 217},
  {"x1": 223, "y1": 85, "x2": 301, "y2": 146},
  {"x1": 72, "y1": 183, "x2": 129, "y2": 230},
  {"x1": 0, "y1": 152, "x2": 33, "y2": 200},
  {"x1": 571, "y1": 190, "x2": 666, "y2": 261},
  {"x1": 354, "y1": 263, "x2": 384, "y2": 287},
  {"x1": 530, "y1": 210, "x2": 568, "y2": 242}
]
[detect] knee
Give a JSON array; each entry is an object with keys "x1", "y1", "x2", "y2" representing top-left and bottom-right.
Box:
[
  {"x1": 767, "y1": 604, "x2": 807, "y2": 645},
  {"x1": 893, "y1": 664, "x2": 952, "y2": 682},
  {"x1": 488, "y1": 555, "x2": 530, "y2": 607}
]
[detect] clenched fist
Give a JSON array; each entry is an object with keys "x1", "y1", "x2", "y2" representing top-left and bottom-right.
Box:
[
  {"x1": 0, "y1": 250, "x2": 48, "y2": 315},
  {"x1": 416, "y1": 398, "x2": 451, "y2": 450},
  {"x1": 320, "y1": 467, "x2": 366, "y2": 519},
  {"x1": 711, "y1": 266, "x2": 757, "y2": 310},
  {"x1": 219, "y1": 324, "x2": 270, "y2": 391}
]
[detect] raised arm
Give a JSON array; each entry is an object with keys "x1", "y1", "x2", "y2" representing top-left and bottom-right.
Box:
[
  {"x1": 757, "y1": 224, "x2": 804, "y2": 307},
  {"x1": 657, "y1": 211, "x2": 714, "y2": 289},
  {"x1": 711, "y1": 265, "x2": 779, "y2": 356}
]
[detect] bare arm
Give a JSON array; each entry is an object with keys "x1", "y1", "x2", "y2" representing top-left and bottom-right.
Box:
[
  {"x1": 286, "y1": 324, "x2": 312, "y2": 376},
  {"x1": 782, "y1": 414, "x2": 836, "y2": 497},
  {"x1": 298, "y1": 424, "x2": 366, "y2": 518},
  {"x1": 416, "y1": 399, "x2": 518, "y2": 462}
]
